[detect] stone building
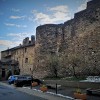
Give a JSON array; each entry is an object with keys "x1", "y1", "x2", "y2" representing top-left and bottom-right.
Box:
[{"x1": 0, "y1": 35, "x2": 35, "y2": 79}]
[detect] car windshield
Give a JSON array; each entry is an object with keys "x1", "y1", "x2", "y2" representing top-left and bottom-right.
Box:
[
  {"x1": 14, "y1": 75, "x2": 19, "y2": 78},
  {"x1": 8, "y1": 76, "x2": 11, "y2": 79},
  {"x1": 8, "y1": 75, "x2": 19, "y2": 79}
]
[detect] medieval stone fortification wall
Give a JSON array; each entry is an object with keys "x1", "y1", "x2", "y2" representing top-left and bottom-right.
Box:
[
  {"x1": 36, "y1": 0, "x2": 100, "y2": 54},
  {"x1": 33, "y1": 0, "x2": 100, "y2": 78}
]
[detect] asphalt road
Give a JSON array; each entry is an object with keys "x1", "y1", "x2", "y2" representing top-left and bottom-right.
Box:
[
  {"x1": 0, "y1": 84, "x2": 46, "y2": 100},
  {"x1": 0, "y1": 82, "x2": 100, "y2": 100}
]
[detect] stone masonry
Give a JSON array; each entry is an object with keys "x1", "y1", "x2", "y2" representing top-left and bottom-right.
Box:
[{"x1": 34, "y1": 0, "x2": 100, "y2": 78}]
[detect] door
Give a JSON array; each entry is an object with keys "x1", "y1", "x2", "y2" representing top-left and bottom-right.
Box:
[{"x1": 2, "y1": 68, "x2": 5, "y2": 78}]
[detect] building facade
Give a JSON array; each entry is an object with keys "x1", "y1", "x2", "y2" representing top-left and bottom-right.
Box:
[{"x1": 0, "y1": 35, "x2": 35, "y2": 80}]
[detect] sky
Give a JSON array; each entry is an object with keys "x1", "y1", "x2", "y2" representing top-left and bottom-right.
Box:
[{"x1": 0, "y1": 0, "x2": 91, "y2": 58}]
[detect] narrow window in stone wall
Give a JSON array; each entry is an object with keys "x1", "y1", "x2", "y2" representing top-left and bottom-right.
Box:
[
  {"x1": 23, "y1": 48, "x2": 24, "y2": 57},
  {"x1": 16, "y1": 51, "x2": 18, "y2": 55},
  {"x1": 25, "y1": 58, "x2": 28, "y2": 63},
  {"x1": 25, "y1": 48, "x2": 27, "y2": 53}
]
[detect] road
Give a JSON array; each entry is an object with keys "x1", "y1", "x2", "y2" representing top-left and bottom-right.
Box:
[
  {"x1": 0, "y1": 84, "x2": 46, "y2": 100},
  {"x1": 1, "y1": 82, "x2": 99, "y2": 100}
]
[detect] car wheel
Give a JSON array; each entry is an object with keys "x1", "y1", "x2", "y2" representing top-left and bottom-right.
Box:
[
  {"x1": 8, "y1": 82, "x2": 11, "y2": 85},
  {"x1": 14, "y1": 81, "x2": 17, "y2": 87}
]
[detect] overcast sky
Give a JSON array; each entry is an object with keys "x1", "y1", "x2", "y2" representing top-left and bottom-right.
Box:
[{"x1": 0, "y1": 0, "x2": 91, "y2": 58}]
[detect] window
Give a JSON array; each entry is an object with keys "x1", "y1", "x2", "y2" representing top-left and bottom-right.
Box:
[
  {"x1": 16, "y1": 51, "x2": 18, "y2": 55},
  {"x1": 25, "y1": 58, "x2": 28, "y2": 63},
  {"x1": 25, "y1": 48, "x2": 27, "y2": 53}
]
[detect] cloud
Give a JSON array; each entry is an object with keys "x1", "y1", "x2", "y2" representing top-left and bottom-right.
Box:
[
  {"x1": 10, "y1": 16, "x2": 26, "y2": 19},
  {"x1": 77, "y1": 0, "x2": 91, "y2": 12},
  {"x1": 31, "y1": 5, "x2": 71, "y2": 25},
  {"x1": 7, "y1": 32, "x2": 33, "y2": 42},
  {"x1": 0, "y1": 40, "x2": 14, "y2": 59},
  {"x1": 0, "y1": 32, "x2": 34, "y2": 54},
  {"x1": 0, "y1": 32, "x2": 33, "y2": 51},
  {"x1": 11, "y1": 8, "x2": 21, "y2": 12},
  {"x1": 4, "y1": 23, "x2": 27, "y2": 28},
  {"x1": 49, "y1": 5, "x2": 69, "y2": 13},
  {"x1": 0, "y1": 39, "x2": 20, "y2": 57},
  {"x1": 0, "y1": 40, "x2": 14, "y2": 47},
  {"x1": 34, "y1": 13, "x2": 52, "y2": 23}
]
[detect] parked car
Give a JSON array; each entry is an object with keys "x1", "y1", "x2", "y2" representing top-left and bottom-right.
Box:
[
  {"x1": 8, "y1": 74, "x2": 43, "y2": 87},
  {"x1": 33, "y1": 79, "x2": 43, "y2": 85},
  {"x1": 14, "y1": 75, "x2": 33, "y2": 87},
  {"x1": 8, "y1": 75, "x2": 19, "y2": 84}
]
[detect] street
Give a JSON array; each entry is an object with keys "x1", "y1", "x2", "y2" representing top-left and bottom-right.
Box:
[
  {"x1": 0, "y1": 82, "x2": 100, "y2": 100},
  {"x1": 0, "y1": 84, "x2": 46, "y2": 100}
]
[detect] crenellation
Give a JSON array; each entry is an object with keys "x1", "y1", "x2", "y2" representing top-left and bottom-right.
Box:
[
  {"x1": 63, "y1": 19, "x2": 73, "y2": 26},
  {"x1": 87, "y1": 0, "x2": 100, "y2": 9},
  {"x1": 74, "y1": 10, "x2": 87, "y2": 20},
  {"x1": 63, "y1": 19, "x2": 74, "y2": 37},
  {"x1": 31, "y1": 35, "x2": 35, "y2": 45}
]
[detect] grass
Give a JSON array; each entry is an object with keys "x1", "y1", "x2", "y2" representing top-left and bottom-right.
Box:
[
  {"x1": 43, "y1": 76, "x2": 86, "y2": 81},
  {"x1": 64, "y1": 76, "x2": 86, "y2": 81},
  {"x1": 43, "y1": 76, "x2": 62, "y2": 80}
]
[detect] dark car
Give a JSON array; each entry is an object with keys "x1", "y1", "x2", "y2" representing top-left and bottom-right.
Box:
[
  {"x1": 8, "y1": 75, "x2": 19, "y2": 84},
  {"x1": 14, "y1": 75, "x2": 33, "y2": 87},
  {"x1": 33, "y1": 79, "x2": 43, "y2": 85}
]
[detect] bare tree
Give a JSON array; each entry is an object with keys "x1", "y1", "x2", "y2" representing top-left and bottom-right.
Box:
[
  {"x1": 46, "y1": 54, "x2": 60, "y2": 78},
  {"x1": 67, "y1": 54, "x2": 82, "y2": 78}
]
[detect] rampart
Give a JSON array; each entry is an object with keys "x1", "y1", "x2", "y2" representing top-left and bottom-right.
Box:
[
  {"x1": 33, "y1": 0, "x2": 100, "y2": 78},
  {"x1": 35, "y1": 0, "x2": 100, "y2": 55}
]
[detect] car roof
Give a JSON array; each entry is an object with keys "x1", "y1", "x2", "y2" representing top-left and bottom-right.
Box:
[{"x1": 10, "y1": 75, "x2": 19, "y2": 77}]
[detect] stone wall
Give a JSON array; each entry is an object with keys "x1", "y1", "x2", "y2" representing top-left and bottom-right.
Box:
[
  {"x1": 36, "y1": 0, "x2": 100, "y2": 54},
  {"x1": 34, "y1": 0, "x2": 100, "y2": 78},
  {"x1": 12, "y1": 36, "x2": 35, "y2": 75},
  {"x1": 13, "y1": 46, "x2": 35, "y2": 75},
  {"x1": 36, "y1": 24, "x2": 64, "y2": 54}
]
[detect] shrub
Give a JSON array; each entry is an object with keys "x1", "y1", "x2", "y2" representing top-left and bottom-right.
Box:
[{"x1": 6, "y1": 70, "x2": 12, "y2": 79}]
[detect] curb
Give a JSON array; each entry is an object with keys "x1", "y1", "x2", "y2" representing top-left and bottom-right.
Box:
[{"x1": 22, "y1": 87, "x2": 74, "y2": 100}]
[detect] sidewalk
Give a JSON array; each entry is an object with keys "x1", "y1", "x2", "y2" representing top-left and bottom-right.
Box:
[
  {"x1": 0, "y1": 82, "x2": 74, "y2": 100},
  {"x1": 17, "y1": 86, "x2": 100, "y2": 100},
  {"x1": 1, "y1": 81, "x2": 100, "y2": 100},
  {"x1": 18, "y1": 87, "x2": 74, "y2": 100}
]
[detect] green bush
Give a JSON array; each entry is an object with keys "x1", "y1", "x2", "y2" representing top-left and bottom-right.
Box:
[
  {"x1": 65, "y1": 76, "x2": 86, "y2": 81},
  {"x1": 14, "y1": 70, "x2": 19, "y2": 75},
  {"x1": 6, "y1": 70, "x2": 12, "y2": 80},
  {"x1": 43, "y1": 76, "x2": 62, "y2": 80}
]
